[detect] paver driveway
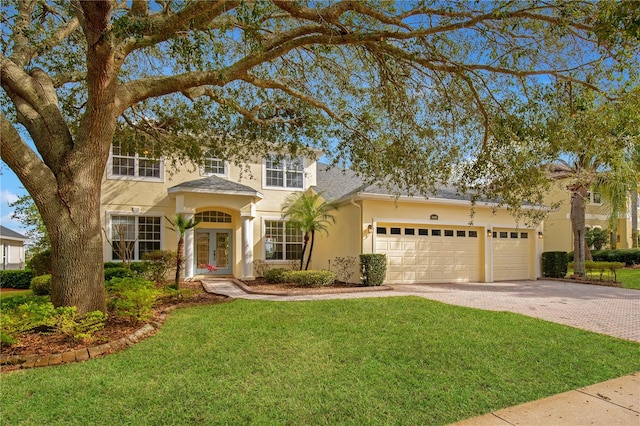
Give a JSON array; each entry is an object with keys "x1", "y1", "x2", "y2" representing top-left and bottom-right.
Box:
[
  {"x1": 204, "y1": 279, "x2": 640, "y2": 342},
  {"x1": 393, "y1": 280, "x2": 640, "y2": 342}
]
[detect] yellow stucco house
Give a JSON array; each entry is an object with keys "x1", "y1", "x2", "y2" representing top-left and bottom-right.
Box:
[
  {"x1": 543, "y1": 180, "x2": 639, "y2": 252},
  {"x1": 101, "y1": 144, "x2": 544, "y2": 283}
]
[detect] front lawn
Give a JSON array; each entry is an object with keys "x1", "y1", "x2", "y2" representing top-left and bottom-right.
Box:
[
  {"x1": 618, "y1": 268, "x2": 640, "y2": 290},
  {"x1": 3, "y1": 297, "x2": 639, "y2": 425}
]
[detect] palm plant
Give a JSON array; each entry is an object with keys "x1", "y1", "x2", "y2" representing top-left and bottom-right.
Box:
[
  {"x1": 282, "y1": 192, "x2": 336, "y2": 270},
  {"x1": 165, "y1": 214, "x2": 199, "y2": 289},
  {"x1": 548, "y1": 85, "x2": 638, "y2": 276}
]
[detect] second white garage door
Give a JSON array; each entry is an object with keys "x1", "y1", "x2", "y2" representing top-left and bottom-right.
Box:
[
  {"x1": 492, "y1": 229, "x2": 532, "y2": 281},
  {"x1": 376, "y1": 225, "x2": 482, "y2": 284}
]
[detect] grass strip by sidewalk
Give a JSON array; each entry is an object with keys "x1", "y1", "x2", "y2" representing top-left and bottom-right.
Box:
[{"x1": 3, "y1": 297, "x2": 639, "y2": 425}]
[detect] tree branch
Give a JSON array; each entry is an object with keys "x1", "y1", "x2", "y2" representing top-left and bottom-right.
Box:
[{"x1": 0, "y1": 113, "x2": 57, "y2": 202}]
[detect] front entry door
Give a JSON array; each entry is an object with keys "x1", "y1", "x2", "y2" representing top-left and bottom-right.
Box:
[{"x1": 195, "y1": 230, "x2": 232, "y2": 275}]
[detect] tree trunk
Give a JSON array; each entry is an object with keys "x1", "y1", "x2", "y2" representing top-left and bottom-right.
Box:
[
  {"x1": 299, "y1": 233, "x2": 309, "y2": 271},
  {"x1": 610, "y1": 220, "x2": 618, "y2": 249},
  {"x1": 571, "y1": 186, "x2": 588, "y2": 277},
  {"x1": 175, "y1": 236, "x2": 184, "y2": 289},
  {"x1": 632, "y1": 188, "x2": 638, "y2": 248},
  {"x1": 305, "y1": 230, "x2": 316, "y2": 270},
  {"x1": 43, "y1": 155, "x2": 114, "y2": 313}
]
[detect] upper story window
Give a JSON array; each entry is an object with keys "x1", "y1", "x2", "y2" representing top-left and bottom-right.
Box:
[
  {"x1": 265, "y1": 155, "x2": 304, "y2": 189},
  {"x1": 586, "y1": 190, "x2": 602, "y2": 204},
  {"x1": 109, "y1": 141, "x2": 162, "y2": 181},
  {"x1": 200, "y1": 150, "x2": 227, "y2": 176}
]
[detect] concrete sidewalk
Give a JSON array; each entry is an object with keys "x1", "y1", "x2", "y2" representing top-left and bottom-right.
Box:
[
  {"x1": 452, "y1": 373, "x2": 639, "y2": 425},
  {"x1": 202, "y1": 279, "x2": 640, "y2": 425}
]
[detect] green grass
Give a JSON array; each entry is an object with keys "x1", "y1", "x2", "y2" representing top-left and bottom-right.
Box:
[
  {"x1": 618, "y1": 268, "x2": 640, "y2": 289},
  {"x1": 2, "y1": 297, "x2": 639, "y2": 425},
  {"x1": 0, "y1": 289, "x2": 31, "y2": 300},
  {"x1": 566, "y1": 267, "x2": 640, "y2": 289}
]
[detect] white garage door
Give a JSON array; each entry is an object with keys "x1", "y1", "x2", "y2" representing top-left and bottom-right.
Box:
[
  {"x1": 376, "y1": 225, "x2": 482, "y2": 284},
  {"x1": 492, "y1": 229, "x2": 532, "y2": 281}
]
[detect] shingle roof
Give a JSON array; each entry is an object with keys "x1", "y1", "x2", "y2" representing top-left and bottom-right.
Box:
[
  {"x1": 168, "y1": 175, "x2": 263, "y2": 198},
  {"x1": 0, "y1": 225, "x2": 28, "y2": 241},
  {"x1": 313, "y1": 162, "x2": 475, "y2": 203}
]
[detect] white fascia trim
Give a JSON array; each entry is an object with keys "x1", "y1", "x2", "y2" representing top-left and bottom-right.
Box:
[
  {"x1": 167, "y1": 187, "x2": 264, "y2": 199},
  {"x1": 354, "y1": 192, "x2": 550, "y2": 211},
  {"x1": 0, "y1": 236, "x2": 29, "y2": 242}
]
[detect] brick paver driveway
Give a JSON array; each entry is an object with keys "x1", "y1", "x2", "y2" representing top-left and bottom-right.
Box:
[{"x1": 392, "y1": 280, "x2": 640, "y2": 342}]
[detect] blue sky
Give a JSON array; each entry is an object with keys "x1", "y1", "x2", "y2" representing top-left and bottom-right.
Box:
[
  {"x1": 1, "y1": 164, "x2": 29, "y2": 234},
  {"x1": 1, "y1": 139, "x2": 33, "y2": 235}
]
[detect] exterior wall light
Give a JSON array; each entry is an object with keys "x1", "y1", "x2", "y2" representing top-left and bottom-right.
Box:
[
  {"x1": 538, "y1": 231, "x2": 544, "y2": 239},
  {"x1": 366, "y1": 224, "x2": 373, "y2": 235},
  {"x1": 486, "y1": 229, "x2": 492, "y2": 237}
]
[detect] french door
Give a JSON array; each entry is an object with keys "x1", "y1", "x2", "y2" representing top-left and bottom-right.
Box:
[{"x1": 195, "y1": 230, "x2": 232, "y2": 275}]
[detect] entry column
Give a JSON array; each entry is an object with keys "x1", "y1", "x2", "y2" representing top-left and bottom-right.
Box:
[{"x1": 241, "y1": 212, "x2": 255, "y2": 280}]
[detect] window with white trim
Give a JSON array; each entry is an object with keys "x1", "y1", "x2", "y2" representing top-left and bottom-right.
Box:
[
  {"x1": 264, "y1": 220, "x2": 303, "y2": 261},
  {"x1": 110, "y1": 215, "x2": 161, "y2": 261},
  {"x1": 200, "y1": 150, "x2": 227, "y2": 176},
  {"x1": 265, "y1": 156, "x2": 304, "y2": 189},
  {"x1": 109, "y1": 141, "x2": 162, "y2": 180}
]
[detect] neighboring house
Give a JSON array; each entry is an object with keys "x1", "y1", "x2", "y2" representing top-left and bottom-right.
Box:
[
  {"x1": 543, "y1": 181, "x2": 639, "y2": 252},
  {"x1": 0, "y1": 225, "x2": 28, "y2": 270},
  {"x1": 101, "y1": 144, "x2": 544, "y2": 283}
]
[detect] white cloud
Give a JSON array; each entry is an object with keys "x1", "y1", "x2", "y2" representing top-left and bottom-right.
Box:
[{"x1": 0, "y1": 189, "x2": 19, "y2": 204}]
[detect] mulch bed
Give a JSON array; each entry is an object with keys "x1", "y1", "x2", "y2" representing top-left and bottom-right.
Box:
[{"x1": 239, "y1": 278, "x2": 390, "y2": 295}]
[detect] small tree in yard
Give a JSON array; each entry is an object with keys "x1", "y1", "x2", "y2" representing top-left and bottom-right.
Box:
[
  {"x1": 165, "y1": 214, "x2": 199, "y2": 290},
  {"x1": 282, "y1": 192, "x2": 336, "y2": 271}
]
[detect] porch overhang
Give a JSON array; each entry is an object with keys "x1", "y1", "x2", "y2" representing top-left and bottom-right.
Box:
[{"x1": 167, "y1": 175, "x2": 263, "y2": 200}]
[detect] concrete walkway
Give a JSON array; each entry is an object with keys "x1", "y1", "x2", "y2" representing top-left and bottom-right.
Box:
[{"x1": 202, "y1": 279, "x2": 640, "y2": 425}]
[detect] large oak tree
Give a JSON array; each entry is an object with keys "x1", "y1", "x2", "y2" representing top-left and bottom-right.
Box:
[{"x1": 1, "y1": 0, "x2": 637, "y2": 313}]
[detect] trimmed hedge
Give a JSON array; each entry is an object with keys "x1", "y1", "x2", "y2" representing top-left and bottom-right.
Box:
[
  {"x1": 591, "y1": 249, "x2": 640, "y2": 266},
  {"x1": 541, "y1": 251, "x2": 568, "y2": 278},
  {"x1": 0, "y1": 269, "x2": 33, "y2": 290},
  {"x1": 31, "y1": 274, "x2": 52, "y2": 296},
  {"x1": 0, "y1": 270, "x2": 34, "y2": 289},
  {"x1": 264, "y1": 268, "x2": 290, "y2": 284},
  {"x1": 286, "y1": 270, "x2": 336, "y2": 287},
  {"x1": 568, "y1": 261, "x2": 626, "y2": 281},
  {"x1": 360, "y1": 254, "x2": 387, "y2": 286}
]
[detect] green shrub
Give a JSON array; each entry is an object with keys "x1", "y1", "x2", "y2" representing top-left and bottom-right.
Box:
[
  {"x1": 286, "y1": 270, "x2": 336, "y2": 287},
  {"x1": 0, "y1": 298, "x2": 57, "y2": 343},
  {"x1": 0, "y1": 297, "x2": 106, "y2": 344},
  {"x1": 30, "y1": 274, "x2": 52, "y2": 296},
  {"x1": 0, "y1": 269, "x2": 34, "y2": 289},
  {"x1": 104, "y1": 267, "x2": 134, "y2": 282},
  {"x1": 28, "y1": 249, "x2": 52, "y2": 276},
  {"x1": 107, "y1": 277, "x2": 159, "y2": 322},
  {"x1": 129, "y1": 262, "x2": 147, "y2": 276},
  {"x1": 103, "y1": 262, "x2": 120, "y2": 269},
  {"x1": 264, "y1": 268, "x2": 290, "y2": 284},
  {"x1": 585, "y1": 228, "x2": 608, "y2": 250},
  {"x1": 52, "y1": 307, "x2": 106, "y2": 342},
  {"x1": 591, "y1": 249, "x2": 640, "y2": 266},
  {"x1": 360, "y1": 254, "x2": 387, "y2": 286},
  {"x1": 541, "y1": 251, "x2": 568, "y2": 278},
  {"x1": 142, "y1": 250, "x2": 176, "y2": 283},
  {"x1": 0, "y1": 295, "x2": 49, "y2": 311}
]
